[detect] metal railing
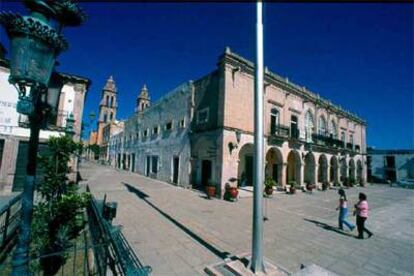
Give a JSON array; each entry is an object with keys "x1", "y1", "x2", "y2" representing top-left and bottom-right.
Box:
[
  {"x1": 86, "y1": 185, "x2": 152, "y2": 275},
  {"x1": 270, "y1": 124, "x2": 290, "y2": 138},
  {"x1": 0, "y1": 193, "x2": 22, "y2": 260}
]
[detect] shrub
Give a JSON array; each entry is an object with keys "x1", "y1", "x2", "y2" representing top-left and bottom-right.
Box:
[{"x1": 31, "y1": 136, "x2": 90, "y2": 275}]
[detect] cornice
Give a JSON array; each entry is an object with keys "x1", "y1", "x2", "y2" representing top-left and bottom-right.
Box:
[{"x1": 218, "y1": 50, "x2": 367, "y2": 125}]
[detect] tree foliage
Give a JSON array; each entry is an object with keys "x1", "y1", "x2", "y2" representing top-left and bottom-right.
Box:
[{"x1": 31, "y1": 135, "x2": 90, "y2": 275}]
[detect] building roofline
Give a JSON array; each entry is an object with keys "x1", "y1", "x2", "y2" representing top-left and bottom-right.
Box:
[
  {"x1": 367, "y1": 148, "x2": 414, "y2": 154},
  {"x1": 218, "y1": 47, "x2": 367, "y2": 125}
]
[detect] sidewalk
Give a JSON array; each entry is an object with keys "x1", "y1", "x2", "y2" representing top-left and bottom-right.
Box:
[{"x1": 80, "y1": 162, "x2": 414, "y2": 276}]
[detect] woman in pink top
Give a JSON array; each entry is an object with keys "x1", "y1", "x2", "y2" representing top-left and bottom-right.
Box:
[{"x1": 354, "y1": 193, "x2": 373, "y2": 239}]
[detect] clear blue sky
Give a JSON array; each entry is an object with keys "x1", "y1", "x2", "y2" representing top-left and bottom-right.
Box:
[{"x1": 1, "y1": 2, "x2": 413, "y2": 149}]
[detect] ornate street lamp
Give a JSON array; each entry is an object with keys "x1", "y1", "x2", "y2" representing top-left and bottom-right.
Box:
[
  {"x1": 65, "y1": 112, "x2": 75, "y2": 137},
  {"x1": 0, "y1": 1, "x2": 85, "y2": 274}
]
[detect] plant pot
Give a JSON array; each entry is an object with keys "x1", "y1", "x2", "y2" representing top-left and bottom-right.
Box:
[
  {"x1": 206, "y1": 185, "x2": 216, "y2": 199},
  {"x1": 226, "y1": 186, "x2": 238, "y2": 199},
  {"x1": 264, "y1": 186, "x2": 273, "y2": 196},
  {"x1": 306, "y1": 183, "x2": 315, "y2": 192},
  {"x1": 290, "y1": 187, "x2": 296, "y2": 194}
]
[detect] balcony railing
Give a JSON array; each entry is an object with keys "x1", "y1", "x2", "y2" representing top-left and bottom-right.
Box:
[
  {"x1": 270, "y1": 124, "x2": 290, "y2": 138},
  {"x1": 290, "y1": 127, "x2": 300, "y2": 140},
  {"x1": 311, "y1": 134, "x2": 345, "y2": 148}
]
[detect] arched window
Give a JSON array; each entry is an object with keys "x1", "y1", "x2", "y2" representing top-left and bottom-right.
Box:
[
  {"x1": 270, "y1": 108, "x2": 279, "y2": 135},
  {"x1": 103, "y1": 113, "x2": 107, "y2": 123},
  {"x1": 330, "y1": 120, "x2": 337, "y2": 139},
  {"x1": 109, "y1": 96, "x2": 113, "y2": 107},
  {"x1": 109, "y1": 112, "x2": 113, "y2": 121},
  {"x1": 318, "y1": 116, "x2": 327, "y2": 136},
  {"x1": 106, "y1": 95, "x2": 109, "y2": 106},
  {"x1": 305, "y1": 110, "x2": 314, "y2": 142}
]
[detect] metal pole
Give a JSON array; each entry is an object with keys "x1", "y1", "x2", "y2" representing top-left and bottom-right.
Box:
[
  {"x1": 251, "y1": 0, "x2": 265, "y2": 273},
  {"x1": 12, "y1": 98, "x2": 42, "y2": 275}
]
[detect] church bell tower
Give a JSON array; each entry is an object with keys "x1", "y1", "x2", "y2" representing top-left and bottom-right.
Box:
[
  {"x1": 97, "y1": 76, "x2": 118, "y2": 145},
  {"x1": 135, "y1": 84, "x2": 150, "y2": 113}
]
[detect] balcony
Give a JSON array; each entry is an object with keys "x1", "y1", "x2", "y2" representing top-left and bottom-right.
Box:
[
  {"x1": 311, "y1": 134, "x2": 344, "y2": 148},
  {"x1": 270, "y1": 124, "x2": 290, "y2": 138},
  {"x1": 268, "y1": 124, "x2": 297, "y2": 146}
]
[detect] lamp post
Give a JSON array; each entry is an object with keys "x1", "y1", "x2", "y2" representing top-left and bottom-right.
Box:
[
  {"x1": 0, "y1": 1, "x2": 85, "y2": 274},
  {"x1": 251, "y1": 1, "x2": 265, "y2": 273}
]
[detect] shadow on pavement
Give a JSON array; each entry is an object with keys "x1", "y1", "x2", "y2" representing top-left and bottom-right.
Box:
[
  {"x1": 123, "y1": 182, "x2": 231, "y2": 260},
  {"x1": 303, "y1": 218, "x2": 355, "y2": 238}
]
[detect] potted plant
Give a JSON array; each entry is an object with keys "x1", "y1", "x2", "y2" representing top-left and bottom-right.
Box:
[
  {"x1": 264, "y1": 177, "x2": 276, "y2": 196},
  {"x1": 224, "y1": 183, "x2": 238, "y2": 201},
  {"x1": 205, "y1": 181, "x2": 216, "y2": 199},
  {"x1": 305, "y1": 181, "x2": 316, "y2": 192},
  {"x1": 289, "y1": 181, "x2": 297, "y2": 194},
  {"x1": 349, "y1": 177, "x2": 356, "y2": 187},
  {"x1": 322, "y1": 181, "x2": 329, "y2": 191},
  {"x1": 342, "y1": 177, "x2": 349, "y2": 188}
]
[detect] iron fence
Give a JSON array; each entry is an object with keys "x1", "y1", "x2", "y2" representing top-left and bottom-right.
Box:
[
  {"x1": 0, "y1": 193, "x2": 22, "y2": 260},
  {"x1": 0, "y1": 187, "x2": 151, "y2": 276},
  {"x1": 86, "y1": 185, "x2": 152, "y2": 275}
]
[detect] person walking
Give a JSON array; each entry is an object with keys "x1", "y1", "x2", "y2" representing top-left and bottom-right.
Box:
[
  {"x1": 354, "y1": 192, "x2": 374, "y2": 239},
  {"x1": 336, "y1": 188, "x2": 355, "y2": 231}
]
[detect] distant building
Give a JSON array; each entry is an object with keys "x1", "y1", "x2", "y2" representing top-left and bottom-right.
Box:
[
  {"x1": 0, "y1": 57, "x2": 90, "y2": 194},
  {"x1": 107, "y1": 48, "x2": 367, "y2": 197},
  {"x1": 111, "y1": 82, "x2": 193, "y2": 186},
  {"x1": 367, "y1": 148, "x2": 414, "y2": 183},
  {"x1": 102, "y1": 120, "x2": 124, "y2": 163}
]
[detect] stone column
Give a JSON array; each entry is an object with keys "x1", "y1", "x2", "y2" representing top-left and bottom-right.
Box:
[
  {"x1": 281, "y1": 162, "x2": 287, "y2": 187},
  {"x1": 299, "y1": 162, "x2": 304, "y2": 187}
]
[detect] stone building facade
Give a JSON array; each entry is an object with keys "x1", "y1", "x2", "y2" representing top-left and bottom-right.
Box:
[
  {"x1": 367, "y1": 149, "x2": 414, "y2": 184},
  {"x1": 0, "y1": 58, "x2": 90, "y2": 194},
  {"x1": 108, "y1": 48, "x2": 367, "y2": 197},
  {"x1": 109, "y1": 82, "x2": 194, "y2": 187}
]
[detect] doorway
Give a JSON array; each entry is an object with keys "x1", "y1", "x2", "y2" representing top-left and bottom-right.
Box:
[
  {"x1": 146, "y1": 156, "x2": 150, "y2": 176},
  {"x1": 172, "y1": 156, "x2": 179, "y2": 184},
  {"x1": 201, "y1": 160, "x2": 212, "y2": 187},
  {"x1": 131, "y1": 153, "x2": 136, "y2": 172}
]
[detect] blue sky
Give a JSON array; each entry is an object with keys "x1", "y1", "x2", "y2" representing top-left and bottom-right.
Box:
[{"x1": 1, "y1": 2, "x2": 413, "y2": 149}]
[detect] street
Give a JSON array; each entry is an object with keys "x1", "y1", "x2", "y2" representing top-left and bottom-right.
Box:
[{"x1": 80, "y1": 162, "x2": 414, "y2": 276}]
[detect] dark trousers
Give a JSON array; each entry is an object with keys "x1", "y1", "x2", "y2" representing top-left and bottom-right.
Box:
[{"x1": 356, "y1": 215, "x2": 373, "y2": 239}]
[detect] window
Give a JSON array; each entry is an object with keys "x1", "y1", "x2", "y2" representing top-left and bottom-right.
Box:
[
  {"x1": 151, "y1": 156, "x2": 159, "y2": 173},
  {"x1": 330, "y1": 120, "x2": 337, "y2": 139},
  {"x1": 318, "y1": 116, "x2": 327, "y2": 136},
  {"x1": 270, "y1": 108, "x2": 279, "y2": 135},
  {"x1": 341, "y1": 131, "x2": 346, "y2": 145},
  {"x1": 153, "y1": 126, "x2": 159, "y2": 135},
  {"x1": 106, "y1": 95, "x2": 109, "y2": 106},
  {"x1": 143, "y1": 129, "x2": 148, "y2": 137},
  {"x1": 290, "y1": 115, "x2": 299, "y2": 139},
  {"x1": 305, "y1": 111, "x2": 314, "y2": 142},
  {"x1": 197, "y1": 108, "x2": 209, "y2": 124},
  {"x1": 179, "y1": 118, "x2": 185, "y2": 128},
  {"x1": 109, "y1": 112, "x2": 113, "y2": 121},
  {"x1": 103, "y1": 113, "x2": 107, "y2": 123},
  {"x1": 349, "y1": 134, "x2": 354, "y2": 145},
  {"x1": 166, "y1": 121, "x2": 172, "y2": 131}
]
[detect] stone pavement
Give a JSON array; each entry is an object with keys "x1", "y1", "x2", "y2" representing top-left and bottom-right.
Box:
[{"x1": 80, "y1": 162, "x2": 414, "y2": 276}]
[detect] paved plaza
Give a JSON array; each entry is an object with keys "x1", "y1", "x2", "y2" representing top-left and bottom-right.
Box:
[{"x1": 80, "y1": 162, "x2": 414, "y2": 276}]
